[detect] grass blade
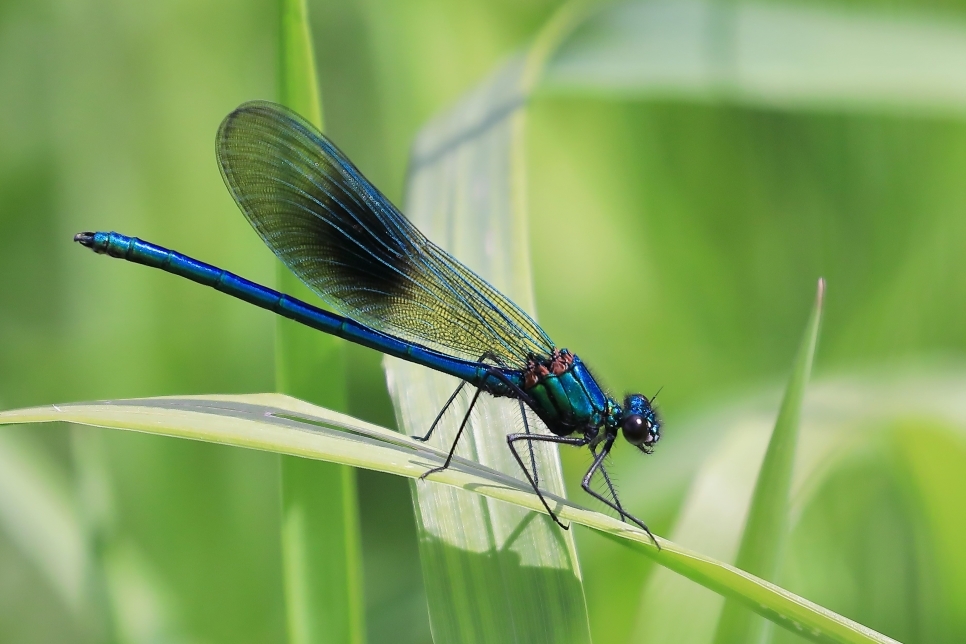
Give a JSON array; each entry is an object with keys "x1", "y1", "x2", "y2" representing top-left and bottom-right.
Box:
[
  {"x1": 0, "y1": 393, "x2": 896, "y2": 644},
  {"x1": 627, "y1": 368, "x2": 966, "y2": 642},
  {"x1": 0, "y1": 432, "x2": 87, "y2": 614},
  {"x1": 541, "y1": 0, "x2": 966, "y2": 116},
  {"x1": 277, "y1": 1, "x2": 364, "y2": 643},
  {"x1": 712, "y1": 279, "x2": 825, "y2": 644},
  {"x1": 279, "y1": 0, "x2": 323, "y2": 135},
  {"x1": 0, "y1": 430, "x2": 190, "y2": 643},
  {"x1": 386, "y1": 4, "x2": 593, "y2": 641}
]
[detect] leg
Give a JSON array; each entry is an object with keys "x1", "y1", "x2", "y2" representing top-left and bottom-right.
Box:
[
  {"x1": 519, "y1": 400, "x2": 538, "y2": 488},
  {"x1": 419, "y1": 387, "x2": 483, "y2": 479},
  {"x1": 582, "y1": 439, "x2": 659, "y2": 548},
  {"x1": 589, "y1": 445, "x2": 629, "y2": 521},
  {"x1": 414, "y1": 353, "x2": 512, "y2": 443},
  {"x1": 412, "y1": 379, "x2": 466, "y2": 442},
  {"x1": 418, "y1": 366, "x2": 526, "y2": 481},
  {"x1": 507, "y1": 432, "x2": 589, "y2": 529}
]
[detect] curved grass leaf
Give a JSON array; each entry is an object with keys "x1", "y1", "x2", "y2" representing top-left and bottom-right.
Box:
[
  {"x1": 630, "y1": 368, "x2": 966, "y2": 643},
  {"x1": 713, "y1": 279, "x2": 825, "y2": 644},
  {"x1": 0, "y1": 394, "x2": 897, "y2": 644}
]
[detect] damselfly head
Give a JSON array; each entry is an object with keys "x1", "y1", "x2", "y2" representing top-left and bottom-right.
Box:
[{"x1": 620, "y1": 393, "x2": 660, "y2": 453}]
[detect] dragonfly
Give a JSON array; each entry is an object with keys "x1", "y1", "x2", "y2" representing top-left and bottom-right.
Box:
[{"x1": 75, "y1": 100, "x2": 662, "y2": 542}]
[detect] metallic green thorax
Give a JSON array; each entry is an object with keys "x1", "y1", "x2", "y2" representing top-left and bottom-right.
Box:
[{"x1": 522, "y1": 350, "x2": 615, "y2": 436}]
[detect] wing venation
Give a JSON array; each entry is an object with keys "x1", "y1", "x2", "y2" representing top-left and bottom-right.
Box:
[{"x1": 216, "y1": 101, "x2": 554, "y2": 369}]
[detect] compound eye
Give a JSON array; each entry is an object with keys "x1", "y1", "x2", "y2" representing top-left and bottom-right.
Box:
[{"x1": 622, "y1": 415, "x2": 647, "y2": 445}]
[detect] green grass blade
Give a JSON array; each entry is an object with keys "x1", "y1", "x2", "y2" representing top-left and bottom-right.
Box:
[
  {"x1": 279, "y1": 0, "x2": 323, "y2": 135},
  {"x1": 627, "y1": 369, "x2": 966, "y2": 642},
  {"x1": 386, "y1": 4, "x2": 593, "y2": 641},
  {"x1": 541, "y1": 1, "x2": 966, "y2": 115},
  {"x1": 0, "y1": 393, "x2": 897, "y2": 644},
  {"x1": 277, "y1": 2, "x2": 364, "y2": 643},
  {"x1": 713, "y1": 279, "x2": 825, "y2": 644},
  {"x1": 0, "y1": 432, "x2": 87, "y2": 614},
  {"x1": 0, "y1": 430, "x2": 191, "y2": 643}
]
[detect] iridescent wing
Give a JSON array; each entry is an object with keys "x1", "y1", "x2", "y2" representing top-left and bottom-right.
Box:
[{"x1": 216, "y1": 101, "x2": 554, "y2": 369}]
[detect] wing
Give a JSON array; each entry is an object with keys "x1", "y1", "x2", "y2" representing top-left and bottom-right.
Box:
[{"x1": 216, "y1": 101, "x2": 554, "y2": 369}]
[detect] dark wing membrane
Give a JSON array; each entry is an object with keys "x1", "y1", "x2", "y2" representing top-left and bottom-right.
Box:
[{"x1": 216, "y1": 101, "x2": 554, "y2": 368}]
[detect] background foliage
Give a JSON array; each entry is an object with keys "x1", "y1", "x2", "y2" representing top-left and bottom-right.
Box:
[{"x1": 1, "y1": 0, "x2": 965, "y2": 643}]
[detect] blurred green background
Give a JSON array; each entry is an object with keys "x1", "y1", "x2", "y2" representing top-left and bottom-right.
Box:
[{"x1": 2, "y1": 0, "x2": 965, "y2": 643}]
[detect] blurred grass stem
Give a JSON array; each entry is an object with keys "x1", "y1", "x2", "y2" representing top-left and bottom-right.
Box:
[{"x1": 277, "y1": 1, "x2": 365, "y2": 643}]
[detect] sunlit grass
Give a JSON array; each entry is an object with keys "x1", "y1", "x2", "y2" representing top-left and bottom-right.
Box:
[
  {"x1": 2, "y1": 0, "x2": 966, "y2": 642},
  {"x1": 0, "y1": 391, "x2": 898, "y2": 643}
]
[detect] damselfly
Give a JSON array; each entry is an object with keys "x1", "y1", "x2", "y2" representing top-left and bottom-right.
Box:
[{"x1": 75, "y1": 101, "x2": 662, "y2": 542}]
